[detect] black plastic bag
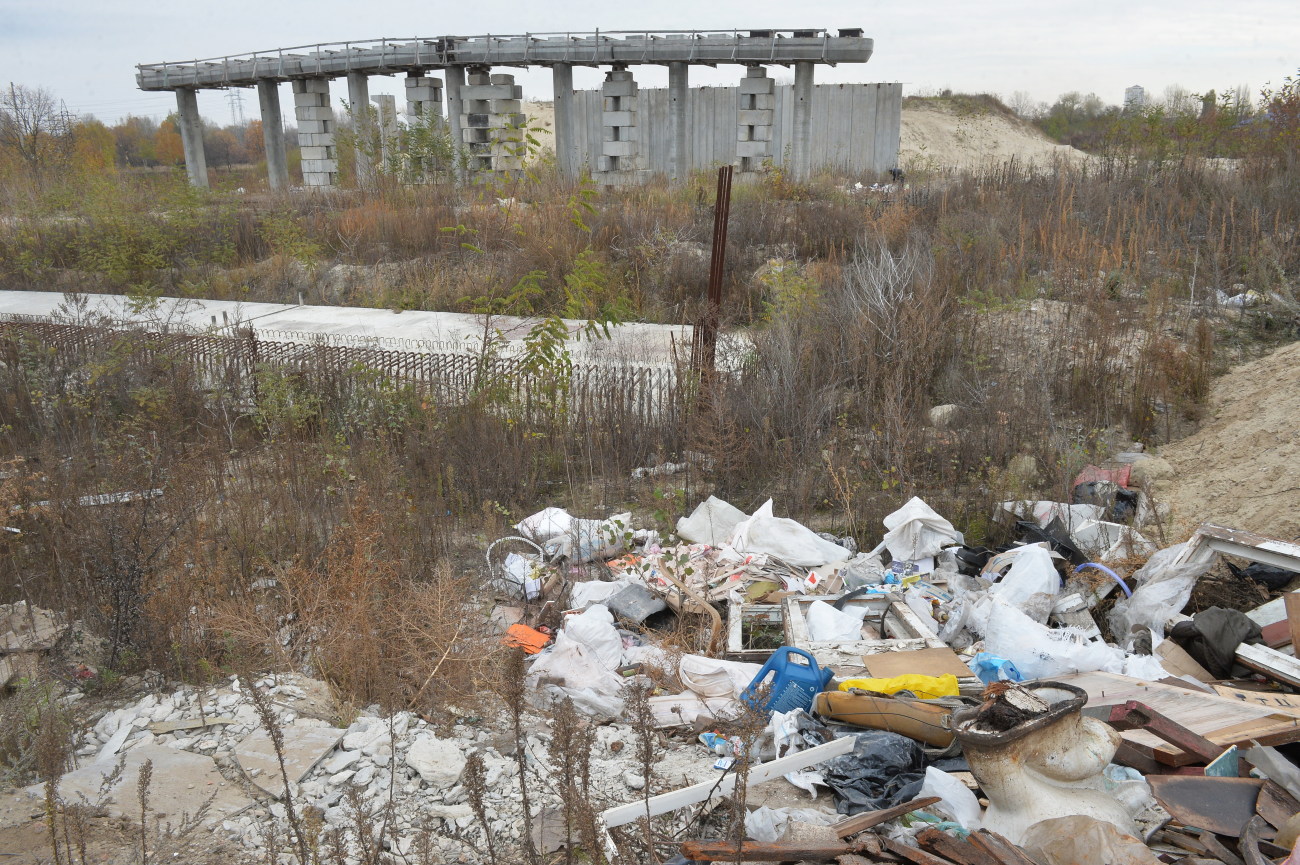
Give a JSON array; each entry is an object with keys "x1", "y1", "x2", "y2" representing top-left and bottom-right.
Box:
[{"x1": 822, "y1": 730, "x2": 926, "y2": 815}]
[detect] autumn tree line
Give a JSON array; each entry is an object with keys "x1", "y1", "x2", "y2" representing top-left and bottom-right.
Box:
[{"x1": 0, "y1": 82, "x2": 291, "y2": 182}]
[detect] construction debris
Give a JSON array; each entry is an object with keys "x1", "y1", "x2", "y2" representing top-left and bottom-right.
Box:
[{"x1": 14, "y1": 484, "x2": 1300, "y2": 865}]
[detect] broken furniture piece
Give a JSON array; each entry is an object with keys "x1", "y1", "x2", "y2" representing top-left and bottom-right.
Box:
[{"x1": 782, "y1": 593, "x2": 947, "y2": 678}]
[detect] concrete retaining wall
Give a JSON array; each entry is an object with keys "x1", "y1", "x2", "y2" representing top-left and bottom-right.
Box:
[{"x1": 571, "y1": 82, "x2": 901, "y2": 176}]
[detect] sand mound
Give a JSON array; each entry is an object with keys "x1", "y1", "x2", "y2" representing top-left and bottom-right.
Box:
[
  {"x1": 900, "y1": 101, "x2": 1087, "y2": 173},
  {"x1": 1160, "y1": 340, "x2": 1300, "y2": 542}
]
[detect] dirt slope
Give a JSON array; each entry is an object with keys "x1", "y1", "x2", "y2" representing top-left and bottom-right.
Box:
[
  {"x1": 899, "y1": 100, "x2": 1087, "y2": 173},
  {"x1": 1160, "y1": 340, "x2": 1300, "y2": 542}
]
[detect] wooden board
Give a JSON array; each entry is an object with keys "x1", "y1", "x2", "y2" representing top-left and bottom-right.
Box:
[
  {"x1": 862, "y1": 647, "x2": 975, "y2": 680},
  {"x1": 1237, "y1": 643, "x2": 1300, "y2": 688},
  {"x1": 1052, "y1": 671, "x2": 1300, "y2": 765},
  {"x1": 1256, "y1": 780, "x2": 1300, "y2": 830},
  {"x1": 1213, "y1": 685, "x2": 1300, "y2": 715}
]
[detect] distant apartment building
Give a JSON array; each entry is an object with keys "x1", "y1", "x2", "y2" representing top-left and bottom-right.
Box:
[{"x1": 1123, "y1": 85, "x2": 1146, "y2": 113}]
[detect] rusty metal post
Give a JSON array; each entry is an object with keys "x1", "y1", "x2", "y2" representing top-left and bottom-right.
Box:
[{"x1": 692, "y1": 164, "x2": 733, "y2": 380}]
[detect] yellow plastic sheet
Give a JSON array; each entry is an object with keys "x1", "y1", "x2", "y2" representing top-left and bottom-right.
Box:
[{"x1": 838, "y1": 673, "x2": 960, "y2": 700}]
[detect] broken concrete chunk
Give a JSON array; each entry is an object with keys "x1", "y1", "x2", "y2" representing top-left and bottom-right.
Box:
[
  {"x1": 232, "y1": 721, "x2": 345, "y2": 799},
  {"x1": 405, "y1": 734, "x2": 466, "y2": 787}
]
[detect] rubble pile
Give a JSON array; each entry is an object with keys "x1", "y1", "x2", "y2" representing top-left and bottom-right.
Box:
[{"x1": 9, "y1": 442, "x2": 1300, "y2": 864}]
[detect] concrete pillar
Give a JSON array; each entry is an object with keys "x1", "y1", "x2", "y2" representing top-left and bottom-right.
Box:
[
  {"x1": 668, "y1": 62, "x2": 689, "y2": 180},
  {"x1": 256, "y1": 80, "x2": 289, "y2": 190},
  {"x1": 404, "y1": 74, "x2": 444, "y2": 180},
  {"x1": 598, "y1": 68, "x2": 640, "y2": 183},
  {"x1": 460, "y1": 69, "x2": 526, "y2": 174},
  {"x1": 445, "y1": 66, "x2": 466, "y2": 181},
  {"x1": 174, "y1": 88, "x2": 208, "y2": 188},
  {"x1": 737, "y1": 66, "x2": 774, "y2": 173},
  {"x1": 792, "y1": 61, "x2": 815, "y2": 180},
  {"x1": 370, "y1": 95, "x2": 399, "y2": 169},
  {"x1": 347, "y1": 71, "x2": 374, "y2": 186},
  {"x1": 552, "y1": 63, "x2": 576, "y2": 179},
  {"x1": 292, "y1": 78, "x2": 337, "y2": 188}
]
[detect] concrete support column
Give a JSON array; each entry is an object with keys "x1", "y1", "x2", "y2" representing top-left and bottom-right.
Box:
[
  {"x1": 599, "y1": 68, "x2": 640, "y2": 183},
  {"x1": 174, "y1": 88, "x2": 208, "y2": 188},
  {"x1": 792, "y1": 61, "x2": 815, "y2": 180},
  {"x1": 292, "y1": 78, "x2": 337, "y2": 188},
  {"x1": 460, "y1": 68, "x2": 526, "y2": 174},
  {"x1": 256, "y1": 80, "x2": 289, "y2": 190},
  {"x1": 737, "y1": 66, "x2": 774, "y2": 173},
  {"x1": 552, "y1": 63, "x2": 576, "y2": 179},
  {"x1": 668, "y1": 61, "x2": 689, "y2": 180},
  {"x1": 347, "y1": 71, "x2": 374, "y2": 186},
  {"x1": 404, "y1": 74, "x2": 444, "y2": 180},
  {"x1": 444, "y1": 66, "x2": 466, "y2": 181}
]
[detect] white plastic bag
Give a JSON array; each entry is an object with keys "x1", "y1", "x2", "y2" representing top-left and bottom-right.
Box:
[
  {"x1": 917, "y1": 766, "x2": 982, "y2": 830},
  {"x1": 514, "y1": 506, "x2": 573, "y2": 540},
  {"x1": 676, "y1": 496, "x2": 748, "y2": 545},
  {"x1": 562, "y1": 605, "x2": 624, "y2": 669},
  {"x1": 989, "y1": 545, "x2": 1060, "y2": 608},
  {"x1": 805, "y1": 600, "x2": 867, "y2": 642},
  {"x1": 729, "y1": 500, "x2": 853, "y2": 567},
  {"x1": 1072, "y1": 520, "x2": 1156, "y2": 562},
  {"x1": 569, "y1": 579, "x2": 633, "y2": 609},
  {"x1": 878, "y1": 497, "x2": 962, "y2": 561}
]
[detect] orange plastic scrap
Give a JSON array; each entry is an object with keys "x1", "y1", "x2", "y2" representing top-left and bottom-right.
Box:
[{"x1": 504, "y1": 624, "x2": 550, "y2": 655}]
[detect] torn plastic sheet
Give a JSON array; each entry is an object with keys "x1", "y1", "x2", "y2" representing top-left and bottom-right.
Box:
[
  {"x1": 1072, "y1": 520, "x2": 1156, "y2": 562},
  {"x1": 1000, "y1": 501, "x2": 1105, "y2": 532},
  {"x1": 676, "y1": 496, "x2": 748, "y2": 546},
  {"x1": 730, "y1": 499, "x2": 854, "y2": 567},
  {"x1": 872, "y1": 497, "x2": 964, "y2": 563},
  {"x1": 983, "y1": 599, "x2": 1166, "y2": 681},
  {"x1": 745, "y1": 805, "x2": 838, "y2": 843},
  {"x1": 918, "y1": 766, "x2": 982, "y2": 831},
  {"x1": 1109, "y1": 541, "x2": 1211, "y2": 644}
]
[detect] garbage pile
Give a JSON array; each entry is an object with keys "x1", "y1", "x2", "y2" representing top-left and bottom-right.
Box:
[
  {"x1": 13, "y1": 453, "x2": 1300, "y2": 864},
  {"x1": 484, "y1": 464, "x2": 1300, "y2": 863}
]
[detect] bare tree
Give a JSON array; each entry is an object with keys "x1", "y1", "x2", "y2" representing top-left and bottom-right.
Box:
[{"x1": 0, "y1": 83, "x2": 62, "y2": 178}]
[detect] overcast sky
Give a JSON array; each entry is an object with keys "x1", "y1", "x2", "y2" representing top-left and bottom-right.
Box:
[{"x1": 2, "y1": 0, "x2": 1296, "y2": 125}]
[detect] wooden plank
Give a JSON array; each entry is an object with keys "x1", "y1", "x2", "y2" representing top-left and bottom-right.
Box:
[
  {"x1": 1237, "y1": 643, "x2": 1300, "y2": 688},
  {"x1": 681, "y1": 839, "x2": 854, "y2": 861},
  {"x1": 967, "y1": 831, "x2": 1040, "y2": 865},
  {"x1": 1261, "y1": 620, "x2": 1292, "y2": 648},
  {"x1": 917, "y1": 828, "x2": 1001, "y2": 865},
  {"x1": 1199, "y1": 831, "x2": 1246, "y2": 865},
  {"x1": 832, "y1": 797, "x2": 941, "y2": 839},
  {"x1": 1052, "y1": 671, "x2": 1300, "y2": 765},
  {"x1": 1212, "y1": 684, "x2": 1300, "y2": 715},
  {"x1": 883, "y1": 836, "x2": 960, "y2": 865},
  {"x1": 601, "y1": 734, "x2": 856, "y2": 828},
  {"x1": 862, "y1": 648, "x2": 975, "y2": 681},
  {"x1": 1255, "y1": 780, "x2": 1300, "y2": 829},
  {"x1": 1285, "y1": 594, "x2": 1300, "y2": 657}
]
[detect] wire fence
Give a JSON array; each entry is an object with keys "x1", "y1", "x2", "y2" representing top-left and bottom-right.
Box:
[{"x1": 0, "y1": 319, "x2": 684, "y2": 424}]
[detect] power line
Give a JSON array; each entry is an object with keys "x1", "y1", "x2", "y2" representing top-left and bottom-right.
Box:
[{"x1": 227, "y1": 90, "x2": 245, "y2": 125}]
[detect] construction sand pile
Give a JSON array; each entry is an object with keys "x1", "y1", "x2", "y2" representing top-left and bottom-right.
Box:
[
  {"x1": 1160, "y1": 340, "x2": 1300, "y2": 542},
  {"x1": 898, "y1": 101, "x2": 1086, "y2": 173}
]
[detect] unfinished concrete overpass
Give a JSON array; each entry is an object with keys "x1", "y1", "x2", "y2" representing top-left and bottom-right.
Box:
[{"x1": 136, "y1": 29, "x2": 877, "y2": 189}]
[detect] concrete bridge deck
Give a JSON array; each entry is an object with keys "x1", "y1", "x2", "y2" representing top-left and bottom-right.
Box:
[{"x1": 136, "y1": 30, "x2": 872, "y2": 91}]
